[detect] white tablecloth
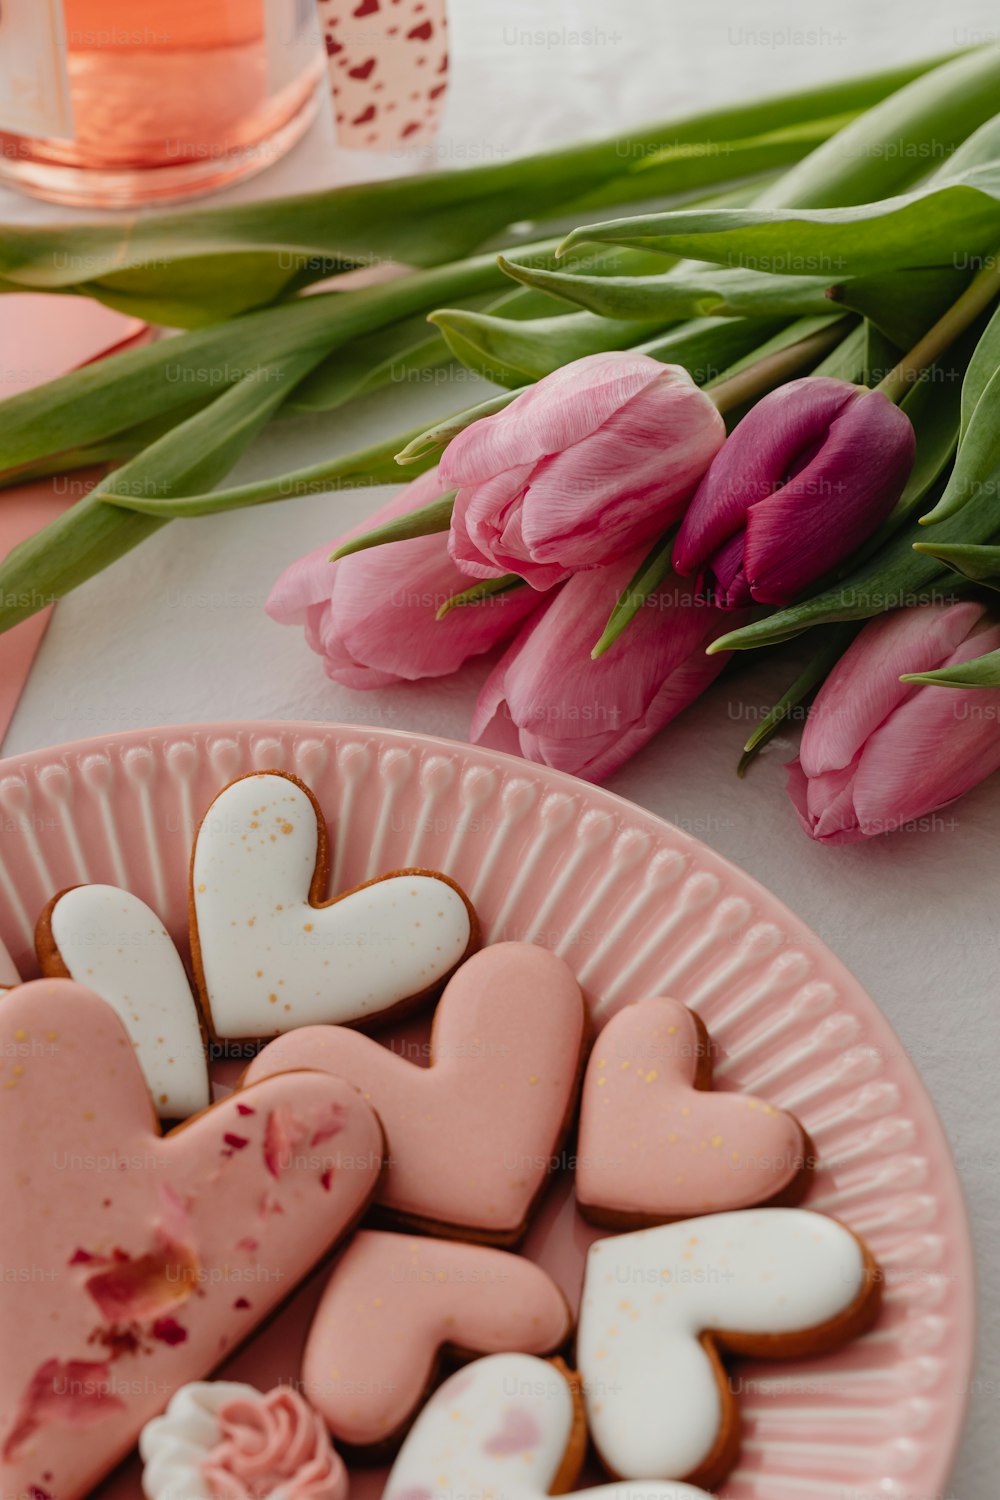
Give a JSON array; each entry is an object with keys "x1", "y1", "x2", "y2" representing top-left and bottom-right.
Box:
[{"x1": 3, "y1": 3, "x2": 999, "y2": 1492}]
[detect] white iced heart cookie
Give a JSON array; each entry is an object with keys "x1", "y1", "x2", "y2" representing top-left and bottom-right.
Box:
[
  {"x1": 140, "y1": 1381, "x2": 347, "y2": 1500},
  {"x1": 383, "y1": 1353, "x2": 710, "y2": 1500},
  {"x1": 0, "y1": 938, "x2": 19, "y2": 990},
  {"x1": 190, "y1": 771, "x2": 477, "y2": 1038},
  {"x1": 36, "y1": 884, "x2": 209, "y2": 1118},
  {"x1": 577, "y1": 1208, "x2": 881, "y2": 1489}
]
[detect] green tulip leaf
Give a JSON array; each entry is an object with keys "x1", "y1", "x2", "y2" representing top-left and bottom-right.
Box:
[
  {"x1": 330, "y1": 492, "x2": 456, "y2": 561},
  {"x1": 557, "y1": 113, "x2": 1000, "y2": 280},
  {"x1": 737, "y1": 624, "x2": 859, "y2": 775},
  {"x1": 959, "y1": 296, "x2": 1000, "y2": 441},
  {"x1": 0, "y1": 344, "x2": 327, "y2": 634},
  {"x1": 0, "y1": 56, "x2": 940, "y2": 321},
  {"x1": 910, "y1": 541, "x2": 1000, "y2": 590},
  {"x1": 901, "y1": 644, "x2": 1000, "y2": 687},
  {"x1": 809, "y1": 321, "x2": 868, "y2": 381},
  {"x1": 591, "y1": 534, "x2": 675, "y2": 658},
  {"x1": 429, "y1": 307, "x2": 671, "y2": 386},
  {"x1": 829, "y1": 267, "x2": 971, "y2": 349},
  {"x1": 497, "y1": 255, "x2": 840, "y2": 322},
  {"x1": 0, "y1": 251, "x2": 514, "y2": 475},
  {"x1": 920, "y1": 362, "x2": 1000, "y2": 524},
  {"x1": 395, "y1": 389, "x2": 526, "y2": 465},
  {"x1": 436, "y1": 574, "x2": 526, "y2": 618}
]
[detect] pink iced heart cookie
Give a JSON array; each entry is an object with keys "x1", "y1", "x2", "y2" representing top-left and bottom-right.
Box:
[
  {"x1": 303, "y1": 1229, "x2": 572, "y2": 1450},
  {"x1": 576, "y1": 996, "x2": 811, "y2": 1227},
  {"x1": 246, "y1": 942, "x2": 587, "y2": 1245},
  {"x1": 0, "y1": 980, "x2": 383, "y2": 1500},
  {"x1": 190, "y1": 771, "x2": 479, "y2": 1039}
]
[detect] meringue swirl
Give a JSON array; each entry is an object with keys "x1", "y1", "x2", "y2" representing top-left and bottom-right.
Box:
[{"x1": 200, "y1": 1386, "x2": 346, "y2": 1500}]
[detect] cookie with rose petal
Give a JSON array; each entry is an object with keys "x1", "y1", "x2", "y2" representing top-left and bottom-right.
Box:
[
  {"x1": 303, "y1": 1229, "x2": 573, "y2": 1450},
  {"x1": 576, "y1": 996, "x2": 812, "y2": 1226},
  {"x1": 576, "y1": 1208, "x2": 881, "y2": 1489},
  {"x1": 140, "y1": 1381, "x2": 347, "y2": 1500},
  {"x1": 383, "y1": 1352, "x2": 711, "y2": 1500},
  {"x1": 0, "y1": 979, "x2": 383, "y2": 1500},
  {"x1": 36, "y1": 884, "x2": 210, "y2": 1120},
  {"x1": 190, "y1": 771, "x2": 478, "y2": 1039}
]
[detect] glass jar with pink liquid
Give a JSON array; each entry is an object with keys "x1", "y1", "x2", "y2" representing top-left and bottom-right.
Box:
[{"x1": 0, "y1": 0, "x2": 325, "y2": 206}]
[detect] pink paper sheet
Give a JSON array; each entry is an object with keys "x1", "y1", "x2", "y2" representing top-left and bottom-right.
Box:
[{"x1": 0, "y1": 295, "x2": 147, "y2": 744}]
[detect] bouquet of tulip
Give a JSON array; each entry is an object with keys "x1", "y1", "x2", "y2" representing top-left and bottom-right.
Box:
[{"x1": 5, "y1": 46, "x2": 1000, "y2": 841}]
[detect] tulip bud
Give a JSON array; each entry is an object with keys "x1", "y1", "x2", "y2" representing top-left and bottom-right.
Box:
[
  {"x1": 440, "y1": 351, "x2": 726, "y2": 591},
  {"x1": 266, "y1": 468, "x2": 540, "y2": 687},
  {"x1": 787, "y1": 602, "x2": 1000, "y2": 843},
  {"x1": 673, "y1": 376, "x2": 916, "y2": 608},
  {"x1": 470, "y1": 549, "x2": 742, "y2": 782}
]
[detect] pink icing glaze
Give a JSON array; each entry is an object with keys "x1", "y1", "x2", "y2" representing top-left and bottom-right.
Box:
[
  {"x1": 575, "y1": 996, "x2": 809, "y2": 1223},
  {"x1": 246, "y1": 943, "x2": 585, "y2": 1243},
  {"x1": 201, "y1": 1387, "x2": 347, "y2": 1500},
  {"x1": 302, "y1": 1230, "x2": 572, "y2": 1446},
  {"x1": 483, "y1": 1407, "x2": 543, "y2": 1456},
  {"x1": 0, "y1": 980, "x2": 383, "y2": 1500}
]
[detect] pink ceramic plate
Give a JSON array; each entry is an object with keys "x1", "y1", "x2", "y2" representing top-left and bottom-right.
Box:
[{"x1": 0, "y1": 722, "x2": 973, "y2": 1500}]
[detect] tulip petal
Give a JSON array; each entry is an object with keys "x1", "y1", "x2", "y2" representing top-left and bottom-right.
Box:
[
  {"x1": 470, "y1": 551, "x2": 739, "y2": 782},
  {"x1": 674, "y1": 377, "x2": 855, "y2": 577},
  {"x1": 799, "y1": 602, "x2": 987, "y2": 777},
  {"x1": 741, "y1": 388, "x2": 915, "y2": 604},
  {"x1": 268, "y1": 466, "x2": 540, "y2": 687},
  {"x1": 267, "y1": 467, "x2": 448, "y2": 624},
  {"x1": 786, "y1": 757, "x2": 866, "y2": 845},
  {"x1": 438, "y1": 351, "x2": 672, "y2": 486},
  {"x1": 705, "y1": 528, "x2": 752, "y2": 609},
  {"x1": 517, "y1": 376, "x2": 724, "y2": 568},
  {"x1": 852, "y1": 621, "x2": 1000, "y2": 834}
]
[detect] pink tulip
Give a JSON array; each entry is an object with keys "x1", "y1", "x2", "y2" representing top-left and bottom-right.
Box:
[
  {"x1": 440, "y1": 351, "x2": 726, "y2": 590},
  {"x1": 673, "y1": 377, "x2": 916, "y2": 608},
  {"x1": 266, "y1": 468, "x2": 541, "y2": 687},
  {"x1": 470, "y1": 550, "x2": 741, "y2": 782},
  {"x1": 787, "y1": 602, "x2": 1000, "y2": 843}
]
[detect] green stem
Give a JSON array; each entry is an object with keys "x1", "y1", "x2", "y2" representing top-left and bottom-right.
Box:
[
  {"x1": 877, "y1": 251, "x2": 1000, "y2": 403},
  {"x1": 707, "y1": 321, "x2": 848, "y2": 414}
]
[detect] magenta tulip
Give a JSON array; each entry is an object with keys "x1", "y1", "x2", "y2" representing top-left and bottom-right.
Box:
[
  {"x1": 440, "y1": 351, "x2": 726, "y2": 590},
  {"x1": 673, "y1": 377, "x2": 916, "y2": 608},
  {"x1": 470, "y1": 550, "x2": 741, "y2": 781},
  {"x1": 266, "y1": 468, "x2": 540, "y2": 688},
  {"x1": 787, "y1": 602, "x2": 1000, "y2": 843}
]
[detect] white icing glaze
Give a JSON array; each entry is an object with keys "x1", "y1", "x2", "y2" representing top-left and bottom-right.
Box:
[
  {"x1": 48, "y1": 884, "x2": 209, "y2": 1119},
  {"x1": 192, "y1": 774, "x2": 472, "y2": 1036},
  {"x1": 140, "y1": 1382, "x2": 254, "y2": 1500},
  {"x1": 577, "y1": 1209, "x2": 868, "y2": 1481},
  {"x1": 384, "y1": 1353, "x2": 710, "y2": 1500},
  {"x1": 0, "y1": 938, "x2": 19, "y2": 990}
]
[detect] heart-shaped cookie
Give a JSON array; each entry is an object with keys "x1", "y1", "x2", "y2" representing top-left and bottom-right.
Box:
[
  {"x1": 576, "y1": 996, "x2": 811, "y2": 1226},
  {"x1": 384, "y1": 1353, "x2": 711, "y2": 1500},
  {"x1": 0, "y1": 980, "x2": 383, "y2": 1500},
  {"x1": 36, "y1": 884, "x2": 210, "y2": 1120},
  {"x1": 577, "y1": 1210, "x2": 881, "y2": 1489},
  {"x1": 246, "y1": 942, "x2": 587, "y2": 1245},
  {"x1": 190, "y1": 771, "x2": 478, "y2": 1039},
  {"x1": 303, "y1": 1229, "x2": 572, "y2": 1449},
  {"x1": 0, "y1": 939, "x2": 18, "y2": 991}
]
